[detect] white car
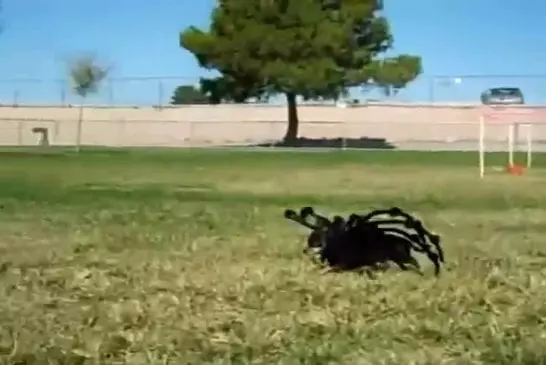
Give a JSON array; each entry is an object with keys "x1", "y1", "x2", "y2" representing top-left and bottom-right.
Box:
[{"x1": 480, "y1": 87, "x2": 525, "y2": 105}]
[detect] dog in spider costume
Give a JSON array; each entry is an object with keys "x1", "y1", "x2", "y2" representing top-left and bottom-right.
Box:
[{"x1": 284, "y1": 206, "x2": 445, "y2": 277}]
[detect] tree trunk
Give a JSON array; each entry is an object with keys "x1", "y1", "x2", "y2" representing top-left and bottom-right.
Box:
[{"x1": 283, "y1": 92, "x2": 299, "y2": 144}]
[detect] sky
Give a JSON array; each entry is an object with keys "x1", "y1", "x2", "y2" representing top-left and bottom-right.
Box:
[{"x1": 1, "y1": 0, "x2": 546, "y2": 105}]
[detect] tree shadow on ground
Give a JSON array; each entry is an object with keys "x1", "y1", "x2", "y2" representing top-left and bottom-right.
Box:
[{"x1": 254, "y1": 137, "x2": 396, "y2": 149}]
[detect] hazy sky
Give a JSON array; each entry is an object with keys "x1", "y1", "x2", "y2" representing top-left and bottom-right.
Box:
[{"x1": 1, "y1": 0, "x2": 545, "y2": 104}]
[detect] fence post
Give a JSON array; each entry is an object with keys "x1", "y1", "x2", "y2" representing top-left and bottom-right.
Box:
[
  {"x1": 269, "y1": 121, "x2": 275, "y2": 148},
  {"x1": 337, "y1": 102, "x2": 347, "y2": 150},
  {"x1": 75, "y1": 105, "x2": 84, "y2": 152},
  {"x1": 341, "y1": 120, "x2": 347, "y2": 150},
  {"x1": 108, "y1": 79, "x2": 114, "y2": 106},
  {"x1": 59, "y1": 80, "x2": 66, "y2": 106},
  {"x1": 119, "y1": 117, "x2": 127, "y2": 147},
  {"x1": 17, "y1": 120, "x2": 23, "y2": 145},
  {"x1": 428, "y1": 76, "x2": 435, "y2": 102},
  {"x1": 12, "y1": 91, "x2": 19, "y2": 107},
  {"x1": 189, "y1": 121, "x2": 194, "y2": 147},
  {"x1": 157, "y1": 80, "x2": 164, "y2": 108}
]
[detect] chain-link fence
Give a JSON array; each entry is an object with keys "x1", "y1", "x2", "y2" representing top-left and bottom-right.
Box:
[
  {"x1": 1, "y1": 103, "x2": 546, "y2": 151},
  {"x1": 428, "y1": 75, "x2": 546, "y2": 104},
  {"x1": 1, "y1": 74, "x2": 545, "y2": 106},
  {"x1": 0, "y1": 77, "x2": 200, "y2": 107}
]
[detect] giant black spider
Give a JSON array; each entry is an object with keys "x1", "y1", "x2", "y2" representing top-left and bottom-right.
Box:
[{"x1": 284, "y1": 206, "x2": 445, "y2": 277}]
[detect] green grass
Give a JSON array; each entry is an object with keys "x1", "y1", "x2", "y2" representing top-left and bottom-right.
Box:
[{"x1": 1, "y1": 148, "x2": 546, "y2": 364}]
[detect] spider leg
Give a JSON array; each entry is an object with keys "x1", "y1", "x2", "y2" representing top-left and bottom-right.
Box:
[
  {"x1": 407, "y1": 219, "x2": 445, "y2": 263},
  {"x1": 356, "y1": 216, "x2": 438, "y2": 266},
  {"x1": 313, "y1": 214, "x2": 333, "y2": 229},
  {"x1": 284, "y1": 209, "x2": 299, "y2": 220},
  {"x1": 391, "y1": 229, "x2": 440, "y2": 276},
  {"x1": 300, "y1": 206, "x2": 315, "y2": 218},
  {"x1": 353, "y1": 207, "x2": 419, "y2": 228},
  {"x1": 385, "y1": 210, "x2": 445, "y2": 263},
  {"x1": 284, "y1": 209, "x2": 319, "y2": 230},
  {"x1": 426, "y1": 251, "x2": 441, "y2": 276},
  {"x1": 382, "y1": 214, "x2": 444, "y2": 264},
  {"x1": 382, "y1": 227, "x2": 442, "y2": 276},
  {"x1": 352, "y1": 209, "x2": 394, "y2": 222},
  {"x1": 357, "y1": 217, "x2": 430, "y2": 252},
  {"x1": 404, "y1": 255, "x2": 424, "y2": 276},
  {"x1": 429, "y1": 234, "x2": 445, "y2": 263},
  {"x1": 353, "y1": 207, "x2": 416, "y2": 223},
  {"x1": 392, "y1": 260, "x2": 410, "y2": 271},
  {"x1": 379, "y1": 227, "x2": 429, "y2": 252},
  {"x1": 300, "y1": 206, "x2": 332, "y2": 229},
  {"x1": 350, "y1": 208, "x2": 445, "y2": 275},
  {"x1": 372, "y1": 229, "x2": 428, "y2": 276},
  {"x1": 299, "y1": 206, "x2": 326, "y2": 228}
]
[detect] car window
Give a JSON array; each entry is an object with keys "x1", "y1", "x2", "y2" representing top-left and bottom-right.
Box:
[{"x1": 490, "y1": 88, "x2": 521, "y2": 96}]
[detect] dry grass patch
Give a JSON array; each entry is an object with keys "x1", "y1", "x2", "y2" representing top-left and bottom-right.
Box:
[{"x1": 0, "y1": 149, "x2": 545, "y2": 364}]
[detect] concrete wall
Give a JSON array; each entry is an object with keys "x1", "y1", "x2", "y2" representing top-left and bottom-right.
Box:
[{"x1": 1, "y1": 103, "x2": 546, "y2": 148}]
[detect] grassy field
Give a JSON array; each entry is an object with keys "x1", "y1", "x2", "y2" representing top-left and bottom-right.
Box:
[{"x1": 1, "y1": 148, "x2": 546, "y2": 364}]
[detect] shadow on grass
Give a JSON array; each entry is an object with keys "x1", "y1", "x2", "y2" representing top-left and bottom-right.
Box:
[
  {"x1": 238, "y1": 137, "x2": 396, "y2": 149},
  {"x1": 0, "y1": 150, "x2": 70, "y2": 159}
]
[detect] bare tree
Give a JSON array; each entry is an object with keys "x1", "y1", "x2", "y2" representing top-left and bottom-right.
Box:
[{"x1": 68, "y1": 55, "x2": 109, "y2": 152}]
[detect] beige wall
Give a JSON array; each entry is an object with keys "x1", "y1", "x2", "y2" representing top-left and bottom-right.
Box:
[{"x1": 1, "y1": 103, "x2": 546, "y2": 147}]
